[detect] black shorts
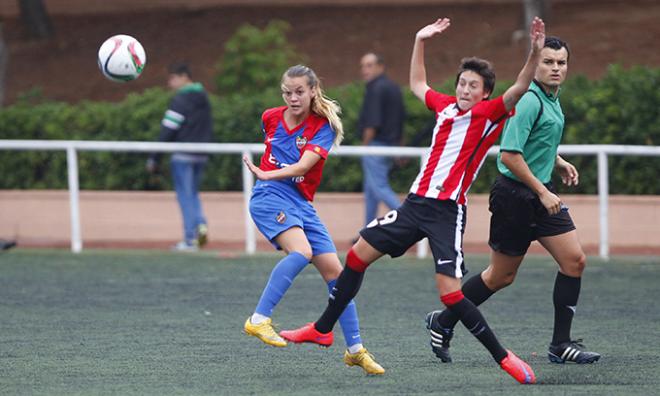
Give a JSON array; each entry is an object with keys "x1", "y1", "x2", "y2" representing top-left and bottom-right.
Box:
[
  {"x1": 488, "y1": 175, "x2": 576, "y2": 256},
  {"x1": 359, "y1": 193, "x2": 468, "y2": 278}
]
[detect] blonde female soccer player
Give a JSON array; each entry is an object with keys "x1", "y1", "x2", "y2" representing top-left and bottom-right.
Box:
[{"x1": 242, "y1": 65, "x2": 384, "y2": 375}]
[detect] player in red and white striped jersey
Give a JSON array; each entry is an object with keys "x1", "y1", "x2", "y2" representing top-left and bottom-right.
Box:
[
  {"x1": 408, "y1": 85, "x2": 509, "y2": 203},
  {"x1": 281, "y1": 17, "x2": 545, "y2": 384}
]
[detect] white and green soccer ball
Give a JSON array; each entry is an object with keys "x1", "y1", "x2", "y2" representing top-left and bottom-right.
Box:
[{"x1": 97, "y1": 34, "x2": 146, "y2": 82}]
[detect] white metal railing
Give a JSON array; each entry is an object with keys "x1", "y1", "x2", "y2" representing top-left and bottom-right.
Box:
[{"x1": 2, "y1": 140, "x2": 660, "y2": 259}]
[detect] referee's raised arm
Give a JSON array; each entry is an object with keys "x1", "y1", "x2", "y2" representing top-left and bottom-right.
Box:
[{"x1": 503, "y1": 16, "x2": 545, "y2": 112}]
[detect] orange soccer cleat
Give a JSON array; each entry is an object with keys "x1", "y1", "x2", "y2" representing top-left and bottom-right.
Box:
[
  {"x1": 280, "y1": 322, "x2": 334, "y2": 347},
  {"x1": 499, "y1": 350, "x2": 536, "y2": 384}
]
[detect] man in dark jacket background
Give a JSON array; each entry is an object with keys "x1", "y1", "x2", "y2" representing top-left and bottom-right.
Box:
[
  {"x1": 358, "y1": 53, "x2": 405, "y2": 227},
  {"x1": 147, "y1": 62, "x2": 213, "y2": 251}
]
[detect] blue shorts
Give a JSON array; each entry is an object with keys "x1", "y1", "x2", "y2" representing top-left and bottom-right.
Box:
[{"x1": 249, "y1": 187, "x2": 336, "y2": 256}]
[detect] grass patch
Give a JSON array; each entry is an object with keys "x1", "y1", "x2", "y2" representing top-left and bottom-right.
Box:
[{"x1": 1, "y1": 250, "x2": 659, "y2": 395}]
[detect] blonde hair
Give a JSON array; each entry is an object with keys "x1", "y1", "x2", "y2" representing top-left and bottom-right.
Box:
[{"x1": 282, "y1": 65, "x2": 344, "y2": 146}]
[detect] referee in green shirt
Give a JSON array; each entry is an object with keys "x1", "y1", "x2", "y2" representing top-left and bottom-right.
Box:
[{"x1": 427, "y1": 37, "x2": 600, "y2": 365}]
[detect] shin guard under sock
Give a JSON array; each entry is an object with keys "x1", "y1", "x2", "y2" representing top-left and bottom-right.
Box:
[
  {"x1": 552, "y1": 272, "x2": 581, "y2": 345},
  {"x1": 443, "y1": 290, "x2": 507, "y2": 363},
  {"x1": 438, "y1": 274, "x2": 495, "y2": 329},
  {"x1": 315, "y1": 249, "x2": 367, "y2": 333},
  {"x1": 328, "y1": 279, "x2": 362, "y2": 347},
  {"x1": 254, "y1": 251, "x2": 309, "y2": 317}
]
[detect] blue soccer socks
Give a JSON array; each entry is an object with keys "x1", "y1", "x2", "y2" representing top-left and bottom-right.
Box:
[{"x1": 254, "y1": 251, "x2": 309, "y2": 317}]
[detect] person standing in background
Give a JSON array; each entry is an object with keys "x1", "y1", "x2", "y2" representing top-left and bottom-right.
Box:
[
  {"x1": 358, "y1": 53, "x2": 405, "y2": 227},
  {"x1": 147, "y1": 62, "x2": 213, "y2": 252}
]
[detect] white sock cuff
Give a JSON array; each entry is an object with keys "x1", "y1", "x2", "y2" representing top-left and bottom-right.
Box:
[
  {"x1": 251, "y1": 313, "x2": 270, "y2": 325},
  {"x1": 347, "y1": 343, "x2": 363, "y2": 354}
]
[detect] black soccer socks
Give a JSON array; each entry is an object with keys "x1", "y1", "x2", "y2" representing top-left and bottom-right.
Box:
[
  {"x1": 315, "y1": 266, "x2": 364, "y2": 334},
  {"x1": 438, "y1": 274, "x2": 495, "y2": 329},
  {"x1": 442, "y1": 290, "x2": 508, "y2": 363},
  {"x1": 552, "y1": 271, "x2": 581, "y2": 345}
]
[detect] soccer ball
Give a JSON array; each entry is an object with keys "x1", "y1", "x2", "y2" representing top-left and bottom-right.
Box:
[{"x1": 97, "y1": 34, "x2": 146, "y2": 82}]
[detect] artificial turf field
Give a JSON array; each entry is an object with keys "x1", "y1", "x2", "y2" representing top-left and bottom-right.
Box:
[{"x1": 1, "y1": 250, "x2": 659, "y2": 395}]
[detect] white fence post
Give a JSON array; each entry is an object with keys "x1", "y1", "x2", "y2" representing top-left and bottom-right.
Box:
[
  {"x1": 66, "y1": 146, "x2": 82, "y2": 253},
  {"x1": 241, "y1": 150, "x2": 256, "y2": 254},
  {"x1": 597, "y1": 151, "x2": 609, "y2": 260}
]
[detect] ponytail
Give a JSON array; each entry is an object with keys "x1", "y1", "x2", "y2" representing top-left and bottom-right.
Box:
[
  {"x1": 310, "y1": 86, "x2": 344, "y2": 146},
  {"x1": 282, "y1": 65, "x2": 344, "y2": 146}
]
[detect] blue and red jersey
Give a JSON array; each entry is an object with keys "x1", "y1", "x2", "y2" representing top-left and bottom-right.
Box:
[{"x1": 256, "y1": 106, "x2": 335, "y2": 202}]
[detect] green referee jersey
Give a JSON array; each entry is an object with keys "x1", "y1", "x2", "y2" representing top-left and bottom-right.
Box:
[{"x1": 497, "y1": 80, "x2": 565, "y2": 184}]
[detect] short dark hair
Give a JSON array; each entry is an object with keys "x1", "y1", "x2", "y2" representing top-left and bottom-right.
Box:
[
  {"x1": 544, "y1": 36, "x2": 570, "y2": 60},
  {"x1": 454, "y1": 57, "x2": 496, "y2": 97},
  {"x1": 364, "y1": 52, "x2": 385, "y2": 66},
  {"x1": 168, "y1": 62, "x2": 192, "y2": 78}
]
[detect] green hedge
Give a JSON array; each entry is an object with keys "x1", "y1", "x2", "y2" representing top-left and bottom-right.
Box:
[
  {"x1": 1, "y1": 65, "x2": 659, "y2": 194},
  {"x1": 215, "y1": 20, "x2": 302, "y2": 96}
]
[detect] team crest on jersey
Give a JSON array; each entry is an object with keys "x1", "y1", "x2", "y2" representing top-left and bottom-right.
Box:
[
  {"x1": 295, "y1": 136, "x2": 308, "y2": 149},
  {"x1": 276, "y1": 211, "x2": 287, "y2": 224}
]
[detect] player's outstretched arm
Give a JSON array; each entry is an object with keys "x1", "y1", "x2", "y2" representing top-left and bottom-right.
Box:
[
  {"x1": 409, "y1": 18, "x2": 451, "y2": 101},
  {"x1": 502, "y1": 17, "x2": 545, "y2": 111},
  {"x1": 242, "y1": 150, "x2": 321, "y2": 181}
]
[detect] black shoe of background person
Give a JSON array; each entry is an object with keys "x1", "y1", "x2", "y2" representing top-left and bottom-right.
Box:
[{"x1": 0, "y1": 239, "x2": 17, "y2": 251}]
